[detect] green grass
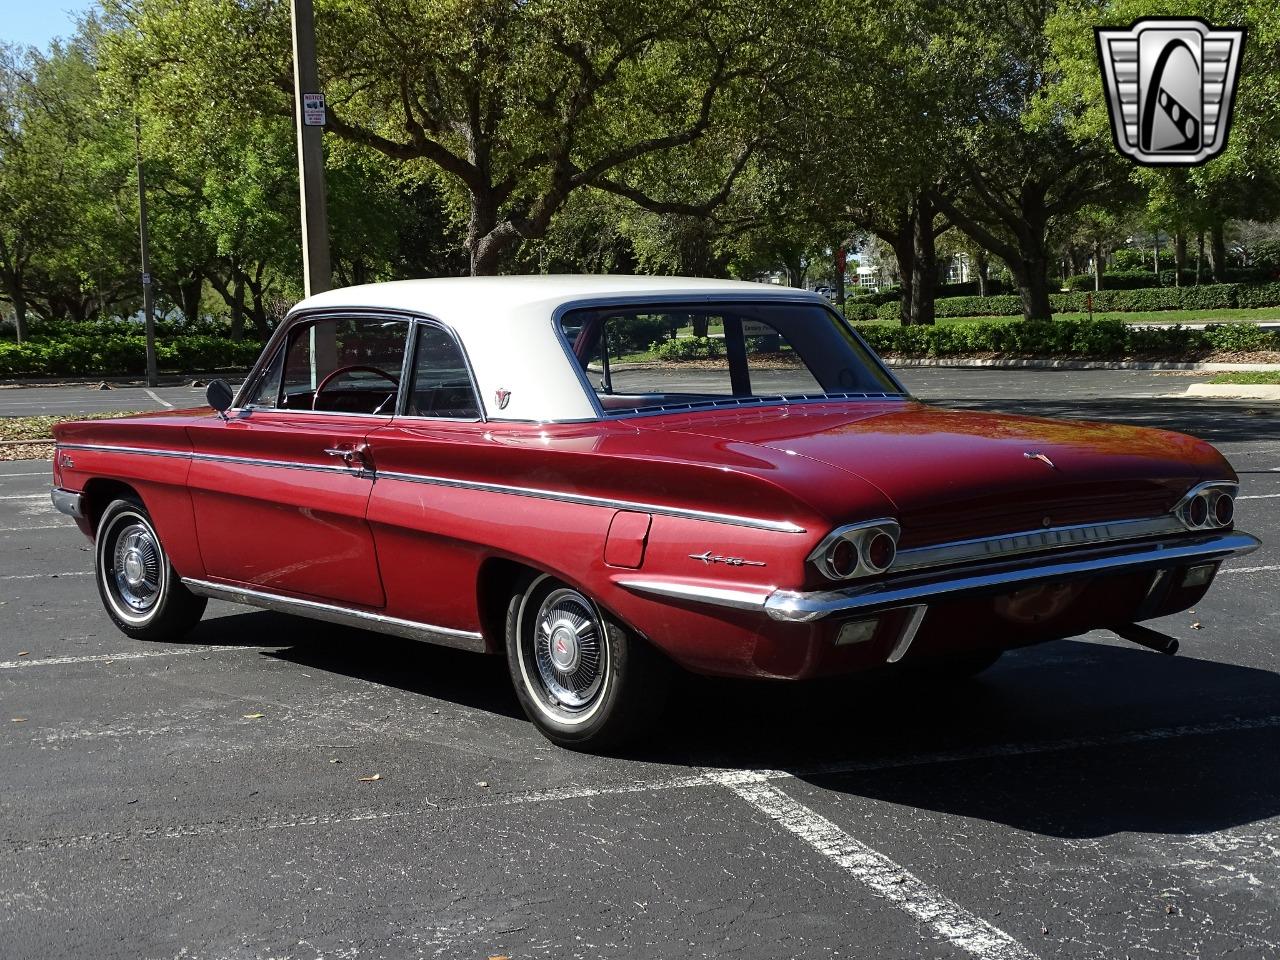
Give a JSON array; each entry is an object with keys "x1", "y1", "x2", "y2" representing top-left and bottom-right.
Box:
[{"x1": 1209, "y1": 372, "x2": 1280, "y2": 385}]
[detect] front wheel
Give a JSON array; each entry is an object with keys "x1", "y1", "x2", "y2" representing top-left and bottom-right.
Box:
[
  {"x1": 505, "y1": 574, "x2": 669, "y2": 749},
  {"x1": 95, "y1": 497, "x2": 206, "y2": 641}
]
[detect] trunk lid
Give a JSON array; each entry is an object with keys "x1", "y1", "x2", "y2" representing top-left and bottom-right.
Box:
[{"x1": 636, "y1": 401, "x2": 1230, "y2": 548}]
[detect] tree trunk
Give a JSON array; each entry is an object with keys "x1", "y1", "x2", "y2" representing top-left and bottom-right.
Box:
[
  {"x1": 229, "y1": 272, "x2": 245, "y2": 341},
  {"x1": 1011, "y1": 254, "x2": 1053, "y2": 320},
  {"x1": 908, "y1": 196, "x2": 937, "y2": 326},
  {"x1": 1174, "y1": 232, "x2": 1187, "y2": 286},
  {"x1": 1209, "y1": 222, "x2": 1227, "y2": 282},
  {"x1": 833, "y1": 244, "x2": 847, "y2": 309},
  {"x1": 975, "y1": 248, "x2": 990, "y2": 297},
  {"x1": 178, "y1": 276, "x2": 203, "y2": 324},
  {"x1": 1196, "y1": 231, "x2": 1205, "y2": 285},
  {"x1": 1094, "y1": 239, "x2": 1103, "y2": 291},
  {"x1": 11, "y1": 293, "x2": 27, "y2": 344}
]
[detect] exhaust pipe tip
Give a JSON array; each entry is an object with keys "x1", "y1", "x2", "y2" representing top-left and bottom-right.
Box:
[{"x1": 1113, "y1": 623, "x2": 1180, "y2": 656}]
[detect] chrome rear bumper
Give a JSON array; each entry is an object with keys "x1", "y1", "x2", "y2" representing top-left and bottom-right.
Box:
[
  {"x1": 618, "y1": 530, "x2": 1260, "y2": 623},
  {"x1": 50, "y1": 487, "x2": 85, "y2": 520},
  {"x1": 764, "y1": 530, "x2": 1260, "y2": 622}
]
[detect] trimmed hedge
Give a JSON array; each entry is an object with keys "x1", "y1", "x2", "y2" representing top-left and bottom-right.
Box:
[
  {"x1": 851, "y1": 318, "x2": 1280, "y2": 359},
  {"x1": 843, "y1": 281, "x2": 1280, "y2": 321},
  {"x1": 652, "y1": 336, "x2": 724, "y2": 360},
  {"x1": 0, "y1": 335, "x2": 263, "y2": 377}
]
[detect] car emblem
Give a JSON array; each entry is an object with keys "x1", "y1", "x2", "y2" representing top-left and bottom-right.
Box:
[
  {"x1": 1096, "y1": 18, "x2": 1245, "y2": 166},
  {"x1": 1024, "y1": 451, "x2": 1057, "y2": 470},
  {"x1": 689, "y1": 550, "x2": 766, "y2": 567},
  {"x1": 494, "y1": 388, "x2": 511, "y2": 410}
]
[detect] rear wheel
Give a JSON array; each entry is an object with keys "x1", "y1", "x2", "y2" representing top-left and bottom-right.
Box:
[
  {"x1": 505, "y1": 574, "x2": 668, "y2": 749},
  {"x1": 95, "y1": 497, "x2": 206, "y2": 641}
]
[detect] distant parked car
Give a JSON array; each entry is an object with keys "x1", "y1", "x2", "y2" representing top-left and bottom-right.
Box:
[{"x1": 50, "y1": 276, "x2": 1258, "y2": 747}]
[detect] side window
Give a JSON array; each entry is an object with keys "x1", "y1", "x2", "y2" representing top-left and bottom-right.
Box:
[
  {"x1": 243, "y1": 346, "x2": 285, "y2": 409},
  {"x1": 258, "y1": 315, "x2": 410, "y2": 415},
  {"x1": 406, "y1": 324, "x2": 480, "y2": 419}
]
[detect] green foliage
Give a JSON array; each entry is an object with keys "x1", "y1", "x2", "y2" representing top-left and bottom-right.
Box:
[
  {"x1": 0, "y1": 334, "x2": 262, "y2": 376},
  {"x1": 901, "y1": 283, "x2": 1280, "y2": 318},
  {"x1": 852, "y1": 320, "x2": 1280, "y2": 359},
  {"x1": 651, "y1": 337, "x2": 725, "y2": 361}
]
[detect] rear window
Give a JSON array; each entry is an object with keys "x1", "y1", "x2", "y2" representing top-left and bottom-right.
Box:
[{"x1": 558, "y1": 301, "x2": 902, "y2": 415}]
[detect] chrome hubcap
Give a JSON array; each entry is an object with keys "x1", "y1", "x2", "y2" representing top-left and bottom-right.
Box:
[
  {"x1": 111, "y1": 522, "x2": 161, "y2": 613},
  {"x1": 532, "y1": 588, "x2": 605, "y2": 711}
]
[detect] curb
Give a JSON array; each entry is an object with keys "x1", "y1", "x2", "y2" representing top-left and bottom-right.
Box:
[
  {"x1": 884, "y1": 358, "x2": 1280, "y2": 372},
  {"x1": 1183, "y1": 384, "x2": 1280, "y2": 401}
]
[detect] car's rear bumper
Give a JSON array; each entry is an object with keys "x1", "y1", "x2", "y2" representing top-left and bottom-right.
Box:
[
  {"x1": 618, "y1": 530, "x2": 1259, "y2": 624},
  {"x1": 50, "y1": 487, "x2": 85, "y2": 520},
  {"x1": 763, "y1": 530, "x2": 1261, "y2": 622}
]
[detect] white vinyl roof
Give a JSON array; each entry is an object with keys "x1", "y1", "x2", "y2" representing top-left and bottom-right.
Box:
[{"x1": 293, "y1": 276, "x2": 826, "y2": 422}]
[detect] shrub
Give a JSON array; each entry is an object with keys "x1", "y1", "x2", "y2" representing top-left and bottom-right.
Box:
[
  {"x1": 611, "y1": 315, "x2": 674, "y2": 352},
  {"x1": 652, "y1": 336, "x2": 724, "y2": 361},
  {"x1": 0, "y1": 334, "x2": 263, "y2": 378},
  {"x1": 1236, "y1": 282, "x2": 1280, "y2": 309},
  {"x1": 845, "y1": 318, "x2": 1279, "y2": 359}
]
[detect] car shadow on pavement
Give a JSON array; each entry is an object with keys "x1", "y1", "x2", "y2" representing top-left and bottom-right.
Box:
[
  {"x1": 642, "y1": 637, "x2": 1280, "y2": 840},
  {"x1": 184, "y1": 608, "x2": 525, "y2": 719}
]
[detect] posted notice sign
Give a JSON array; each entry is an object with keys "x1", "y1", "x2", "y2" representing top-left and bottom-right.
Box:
[{"x1": 303, "y1": 93, "x2": 326, "y2": 126}]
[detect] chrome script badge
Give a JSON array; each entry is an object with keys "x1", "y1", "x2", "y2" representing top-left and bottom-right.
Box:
[{"x1": 1096, "y1": 18, "x2": 1245, "y2": 166}]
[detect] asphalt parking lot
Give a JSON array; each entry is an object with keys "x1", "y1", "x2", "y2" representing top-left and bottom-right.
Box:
[{"x1": 2, "y1": 369, "x2": 1278, "y2": 959}]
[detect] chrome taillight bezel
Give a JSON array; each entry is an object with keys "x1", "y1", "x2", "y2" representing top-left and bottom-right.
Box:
[
  {"x1": 809, "y1": 519, "x2": 901, "y2": 581},
  {"x1": 1174, "y1": 481, "x2": 1237, "y2": 532}
]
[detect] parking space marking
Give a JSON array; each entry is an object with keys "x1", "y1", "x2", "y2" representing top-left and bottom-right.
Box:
[
  {"x1": 144, "y1": 389, "x2": 174, "y2": 409},
  {"x1": 0, "y1": 471, "x2": 53, "y2": 478},
  {"x1": 0, "y1": 645, "x2": 252, "y2": 670},
  {"x1": 0, "y1": 493, "x2": 50, "y2": 501},
  {"x1": 1221, "y1": 564, "x2": 1280, "y2": 574},
  {"x1": 1238, "y1": 493, "x2": 1280, "y2": 499},
  {"x1": 711, "y1": 770, "x2": 1037, "y2": 960},
  {"x1": 0, "y1": 570, "x2": 89, "y2": 581},
  {"x1": 0, "y1": 523, "x2": 64, "y2": 532}
]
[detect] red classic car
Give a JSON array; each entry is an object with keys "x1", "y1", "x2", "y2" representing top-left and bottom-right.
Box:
[{"x1": 50, "y1": 276, "x2": 1259, "y2": 747}]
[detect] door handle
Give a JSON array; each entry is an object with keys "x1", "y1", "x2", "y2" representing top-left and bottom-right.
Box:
[{"x1": 323, "y1": 445, "x2": 373, "y2": 471}]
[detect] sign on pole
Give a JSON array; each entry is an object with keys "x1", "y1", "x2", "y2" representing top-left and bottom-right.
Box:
[{"x1": 303, "y1": 92, "x2": 327, "y2": 126}]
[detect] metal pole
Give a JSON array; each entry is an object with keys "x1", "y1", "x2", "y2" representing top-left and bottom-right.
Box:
[
  {"x1": 134, "y1": 114, "x2": 158, "y2": 388},
  {"x1": 291, "y1": 0, "x2": 331, "y2": 297}
]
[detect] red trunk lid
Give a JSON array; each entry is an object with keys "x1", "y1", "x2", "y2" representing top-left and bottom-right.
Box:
[{"x1": 636, "y1": 401, "x2": 1231, "y2": 547}]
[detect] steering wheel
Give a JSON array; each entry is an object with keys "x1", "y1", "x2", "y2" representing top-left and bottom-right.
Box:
[{"x1": 312, "y1": 364, "x2": 400, "y2": 411}]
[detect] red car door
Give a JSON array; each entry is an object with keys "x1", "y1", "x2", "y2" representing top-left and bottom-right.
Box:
[{"x1": 186, "y1": 313, "x2": 410, "y2": 608}]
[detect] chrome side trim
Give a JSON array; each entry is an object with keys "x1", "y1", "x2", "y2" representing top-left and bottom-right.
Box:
[
  {"x1": 765, "y1": 530, "x2": 1261, "y2": 623},
  {"x1": 886, "y1": 605, "x2": 928, "y2": 663},
  {"x1": 613, "y1": 579, "x2": 774, "y2": 612},
  {"x1": 891, "y1": 515, "x2": 1187, "y2": 573},
  {"x1": 378, "y1": 470, "x2": 807, "y2": 534},
  {"x1": 181, "y1": 578, "x2": 486, "y2": 652},
  {"x1": 54, "y1": 442, "x2": 802, "y2": 533},
  {"x1": 56, "y1": 442, "x2": 190, "y2": 460},
  {"x1": 50, "y1": 487, "x2": 85, "y2": 520}
]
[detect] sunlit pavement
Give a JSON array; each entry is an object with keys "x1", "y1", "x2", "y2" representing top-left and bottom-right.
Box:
[{"x1": 1, "y1": 371, "x2": 1277, "y2": 959}]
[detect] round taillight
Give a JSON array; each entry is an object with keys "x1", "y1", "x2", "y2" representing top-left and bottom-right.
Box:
[
  {"x1": 1187, "y1": 494, "x2": 1209, "y2": 527},
  {"x1": 828, "y1": 538, "x2": 859, "y2": 578},
  {"x1": 864, "y1": 531, "x2": 897, "y2": 572},
  {"x1": 1213, "y1": 491, "x2": 1234, "y2": 527}
]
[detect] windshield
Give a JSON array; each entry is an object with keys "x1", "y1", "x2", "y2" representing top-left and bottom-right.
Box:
[{"x1": 559, "y1": 301, "x2": 904, "y2": 416}]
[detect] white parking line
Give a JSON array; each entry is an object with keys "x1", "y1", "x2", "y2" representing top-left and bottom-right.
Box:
[
  {"x1": 1221, "y1": 564, "x2": 1280, "y2": 574},
  {"x1": 0, "y1": 570, "x2": 90, "y2": 581},
  {"x1": 0, "y1": 471, "x2": 53, "y2": 478},
  {"x1": 0, "y1": 523, "x2": 65, "y2": 532},
  {"x1": 712, "y1": 770, "x2": 1038, "y2": 960},
  {"x1": 1238, "y1": 493, "x2": 1280, "y2": 500},
  {"x1": 0, "y1": 493, "x2": 49, "y2": 501},
  {"x1": 145, "y1": 389, "x2": 174, "y2": 409},
  {"x1": 0, "y1": 645, "x2": 254, "y2": 670}
]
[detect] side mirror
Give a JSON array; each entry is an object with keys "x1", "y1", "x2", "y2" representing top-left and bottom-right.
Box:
[{"x1": 206, "y1": 379, "x2": 235, "y2": 419}]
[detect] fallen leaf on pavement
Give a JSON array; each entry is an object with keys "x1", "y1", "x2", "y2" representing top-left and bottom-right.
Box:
[
  {"x1": 1190, "y1": 622, "x2": 1202, "y2": 630},
  {"x1": 11, "y1": 718, "x2": 27, "y2": 723},
  {"x1": 242, "y1": 713, "x2": 265, "y2": 719},
  {"x1": 358, "y1": 774, "x2": 382, "y2": 782},
  {"x1": 477, "y1": 781, "x2": 489, "y2": 788},
  {"x1": 17, "y1": 652, "x2": 28, "y2": 657}
]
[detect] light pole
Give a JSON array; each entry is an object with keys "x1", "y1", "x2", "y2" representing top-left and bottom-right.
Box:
[
  {"x1": 134, "y1": 113, "x2": 158, "y2": 388},
  {"x1": 290, "y1": 0, "x2": 332, "y2": 298}
]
